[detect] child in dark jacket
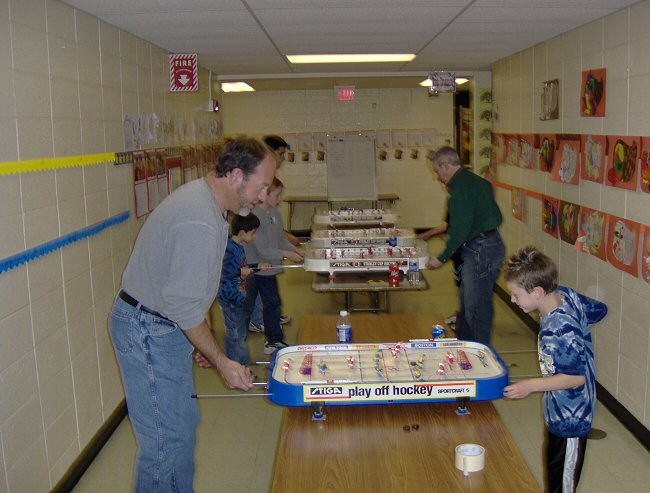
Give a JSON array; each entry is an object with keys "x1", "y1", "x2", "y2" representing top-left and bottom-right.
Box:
[{"x1": 217, "y1": 213, "x2": 269, "y2": 365}]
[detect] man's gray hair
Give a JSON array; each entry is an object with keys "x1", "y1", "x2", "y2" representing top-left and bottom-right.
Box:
[{"x1": 431, "y1": 146, "x2": 461, "y2": 167}]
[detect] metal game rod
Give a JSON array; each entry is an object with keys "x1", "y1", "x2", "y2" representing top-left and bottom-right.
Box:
[
  {"x1": 190, "y1": 382, "x2": 269, "y2": 399},
  {"x1": 191, "y1": 393, "x2": 271, "y2": 399}
]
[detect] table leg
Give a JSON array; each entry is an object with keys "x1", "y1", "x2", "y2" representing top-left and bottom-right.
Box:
[{"x1": 345, "y1": 291, "x2": 353, "y2": 311}]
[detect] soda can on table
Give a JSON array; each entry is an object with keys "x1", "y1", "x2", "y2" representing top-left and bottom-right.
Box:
[{"x1": 431, "y1": 324, "x2": 446, "y2": 339}]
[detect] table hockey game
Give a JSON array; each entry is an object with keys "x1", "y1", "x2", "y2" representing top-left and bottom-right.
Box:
[
  {"x1": 310, "y1": 228, "x2": 416, "y2": 248},
  {"x1": 312, "y1": 207, "x2": 399, "y2": 227},
  {"x1": 267, "y1": 339, "x2": 508, "y2": 408},
  {"x1": 303, "y1": 240, "x2": 429, "y2": 275}
]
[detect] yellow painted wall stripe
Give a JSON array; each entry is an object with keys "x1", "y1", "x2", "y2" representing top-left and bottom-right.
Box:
[{"x1": 0, "y1": 153, "x2": 116, "y2": 175}]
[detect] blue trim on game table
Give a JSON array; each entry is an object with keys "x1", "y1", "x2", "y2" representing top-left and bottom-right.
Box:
[{"x1": 0, "y1": 211, "x2": 130, "y2": 275}]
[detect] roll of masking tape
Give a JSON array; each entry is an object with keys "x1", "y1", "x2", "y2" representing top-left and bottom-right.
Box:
[{"x1": 455, "y1": 443, "x2": 485, "y2": 476}]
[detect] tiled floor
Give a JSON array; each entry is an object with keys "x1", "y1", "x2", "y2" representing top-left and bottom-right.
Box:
[{"x1": 73, "y1": 239, "x2": 649, "y2": 492}]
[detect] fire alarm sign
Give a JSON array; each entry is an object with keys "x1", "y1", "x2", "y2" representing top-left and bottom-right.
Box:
[{"x1": 169, "y1": 54, "x2": 198, "y2": 92}]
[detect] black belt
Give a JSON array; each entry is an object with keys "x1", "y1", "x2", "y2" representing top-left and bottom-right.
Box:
[{"x1": 118, "y1": 290, "x2": 167, "y2": 319}]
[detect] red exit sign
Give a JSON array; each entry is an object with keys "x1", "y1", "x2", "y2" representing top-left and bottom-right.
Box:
[{"x1": 336, "y1": 85, "x2": 356, "y2": 101}]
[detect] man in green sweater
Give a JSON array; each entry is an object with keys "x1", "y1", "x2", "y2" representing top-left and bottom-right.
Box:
[{"x1": 425, "y1": 146, "x2": 505, "y2": 344}]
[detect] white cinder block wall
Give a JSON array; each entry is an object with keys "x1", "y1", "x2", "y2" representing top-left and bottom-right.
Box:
[
  {"x1": 220, "y1": 88, "x2": 454, "y2": 230},
  {"x1": 493, "y1": 3, "x2": 650, "y2": 431},
  {"x1": 0, "y1": 0, "x2": 219, "y2": 490}
]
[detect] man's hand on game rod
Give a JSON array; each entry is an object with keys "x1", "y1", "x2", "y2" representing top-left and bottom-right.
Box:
[
  {"x1": 218, "y1": 359, "x2": 255, "y2": 391},
  {"x1": 426, "y1": 257, "x2": 443, "y2": 269}
]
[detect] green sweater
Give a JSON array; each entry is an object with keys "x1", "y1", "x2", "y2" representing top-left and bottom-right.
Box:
[{"x1": 437, "y1": 167, "x2": 503, "y2": 263}]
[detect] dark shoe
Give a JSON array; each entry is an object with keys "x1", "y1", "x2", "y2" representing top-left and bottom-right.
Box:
[
  {"x1": 263, "y1": 341, "x2": 289, "y2": 354},
  {"x1": 248, "y1": 322, "x2": 264, "y2": 333}
]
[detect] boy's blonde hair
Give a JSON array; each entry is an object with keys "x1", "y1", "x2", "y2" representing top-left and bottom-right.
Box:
[{"x1": 504, "y1": 246, "x2": 558, "y2": 294}]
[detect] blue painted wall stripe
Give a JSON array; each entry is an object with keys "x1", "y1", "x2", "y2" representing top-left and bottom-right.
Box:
[{"x1": 0, "y1": 211, "x2": 130, "y2": 275}]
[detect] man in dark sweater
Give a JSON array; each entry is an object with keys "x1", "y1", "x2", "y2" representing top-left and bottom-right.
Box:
[{"x1": 425, "y1": 146, "x2": 505, "y2": 344}]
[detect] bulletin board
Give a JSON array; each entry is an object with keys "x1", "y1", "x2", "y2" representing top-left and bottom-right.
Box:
[{"x1": 326, "y1": 135, "x2": 377, "y2": 201}]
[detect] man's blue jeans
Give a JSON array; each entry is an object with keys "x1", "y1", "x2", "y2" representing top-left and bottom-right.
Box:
[
  {"x1": 455, "y1": 231, "x2": 506, "y2": 345},
  {"x1": 109, "y1": 296, "x2": 198, "y2": 493},
  {"x1": 219, "y1": 300, "x2": 250, "y2": 364}
]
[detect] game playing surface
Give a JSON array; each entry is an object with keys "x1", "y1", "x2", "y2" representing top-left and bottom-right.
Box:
[
  {"x1": 310, "y1": 228, "x2": 416, "y2": 248},
  {"x1": 303, "y1": 241, "x2": 429, "y2": 273}
]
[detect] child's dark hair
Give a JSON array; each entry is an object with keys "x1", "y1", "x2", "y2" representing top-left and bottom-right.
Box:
[
  {"x1": 231, "y1": 213, "x2": 260, "y2": 236},
  {"x1": 263, "y1": 135, "x2": 290, "y2": 151},
  {"x1": 504, "y1": 245, "x2": 558, "y2": 294}
]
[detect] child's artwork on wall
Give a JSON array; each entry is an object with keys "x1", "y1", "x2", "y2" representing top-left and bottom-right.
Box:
[
  {"x1": 165, "y1": 155, "x2": 183, "y2": 194},
  {"x1": 313, "y1": 132, "x2": 328, "y2": 151},
  {"x1": 638, "y1": 137, "x2": 650, "y2": 194},
  {"x1": 407, "y1": 129, "x2": 422, "y2": 148},
  {"x1": 391, "y1": 129, "x2": 407, "y2": 149},
  {"x1": 511, "y1": 187, "x2": 525, "y2": 221},
  {"x1": 581, "y1": 68, "x2": 606, "y2": 117},
  {"x1": 505, "y1": 135, "x2": 520, "y2": 167},
  {"x1": 551, "y1": 138, "x2": 580, "y2": 184},
  {"x1": 578, "y1": 207, "x2": 607, "y2": 261},
  {"x1": 493, "y1": 133, "x2": 506, "y2": 166},
  {"x1": 537, "y1": 134, "x2": 557, "y2": 172},
  {"x1": 640, "y1": 225, "x2": 650, "y2": 283},
  {"x1": 519, "y1": 134, "x2": 535, "y2": 169},
  {"x1": 297, "y1": 133, "x2": 314, "y2": 151},
  {"x1": 375, "y1": 130, "x2": 391, "y2": 149},
  {"x1": 540, "y1": 79, "x2": 559, "y2": 120},
  {"x1": 542, "y1": 196, "x2": 559, "y2": 238},
  {"x1": 606, "y1": 135, "x2": 639, "y2": 190},
  {"x1": 580, "y1": 134, "x2": 606, "y2": 184},
  {"x1": 133, "y1": 150, "x2": 149, "y2": 218},
  {"x1": 559, "y1": 201, "x2": 580, "y2": 245},
  {"x1": 607, "y1": 215, "x2": 640, "y2": 277}
]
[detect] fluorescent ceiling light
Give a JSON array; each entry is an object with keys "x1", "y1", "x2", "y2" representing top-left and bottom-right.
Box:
[
  {"x1": 419, "y1": 77, "x2": 469, "y2": 87},
  {"x1": 287, "y1": 54, "x2": 415, "y2": 64},
  {"x1": 221, "y1": 82, "x2": 255, "y2": 92}
]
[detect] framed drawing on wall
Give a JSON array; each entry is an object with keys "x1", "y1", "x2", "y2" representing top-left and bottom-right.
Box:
[{"x1": 540, "y1": 79, "x2": 559, "y2": 120}]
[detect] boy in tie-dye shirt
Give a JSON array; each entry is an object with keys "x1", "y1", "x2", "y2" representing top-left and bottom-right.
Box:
[{"x1": 503, "y1": 246, "x2": 607, "y2": 493}]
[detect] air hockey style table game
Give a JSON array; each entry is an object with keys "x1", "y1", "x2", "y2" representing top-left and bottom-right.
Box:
[
  {"x1": 302, "y1": 241, "x2": 429, "y2": 275},
  {"x1": 267, "y1": 339, "x2": 508, "y2": 416},
  {"x1": 309, "y1": 227, "x2": 416, "y2": 248},
  {"x1": 304, "y1": 209, "x2": 429, "y2": 311}
]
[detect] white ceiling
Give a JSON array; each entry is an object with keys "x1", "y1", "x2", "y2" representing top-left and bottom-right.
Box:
[{"x1": 60, "y1": 0, "x2": 640, "y2": 90}]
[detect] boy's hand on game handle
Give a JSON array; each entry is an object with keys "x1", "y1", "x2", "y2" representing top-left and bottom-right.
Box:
[
  {"x1": 258, "y1": 262, "x2": 273, "y2": 271},
  {"x1": 285, "y1": 251, "x2": 304, "y2": 263},
  {"x1": 503, "y1": 381, "x2": 533, "y2": 400}
]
